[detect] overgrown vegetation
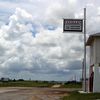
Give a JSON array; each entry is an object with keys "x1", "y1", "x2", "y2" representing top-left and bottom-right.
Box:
[
  {"x1": 62, "y1": 91, "x2": 100, "y2": 100},
  {"x1": 0, "y1": 78, "x2": 82, "y2": 88},
  {"x1": 61, "y1": 81, "x2": 82, "y2": 88},
  {"x1": 0, "y1": 80, "x2": 54, "y2": 87}
]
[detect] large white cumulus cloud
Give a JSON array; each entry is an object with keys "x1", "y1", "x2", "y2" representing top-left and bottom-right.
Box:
[
  {"x1": 0, "y1": 0, "x2": 100, "y2": 81},
  {"x1": 0, "y1": 7, "x2": 83, "y2": 80},
  {"x1": 0, "y1": 8, "x2": 35, "y2": 75}
]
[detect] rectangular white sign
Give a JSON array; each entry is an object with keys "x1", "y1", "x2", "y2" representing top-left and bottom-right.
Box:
[{"x1": 63, "y1": 19, "x2": 83, "y2": 32}]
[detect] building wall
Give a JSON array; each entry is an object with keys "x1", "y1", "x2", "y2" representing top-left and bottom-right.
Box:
[
  {"x1": 93, "y1": 38, "x2": 100, "y2": 92},
  {"x1": 95, "y1": 38, "x2": 100, "y2": 63},
  {"x1": 93, "y1": 65, "x2": 100, "y2": 92},
  {"x1": 90, "y1": 42, "x2": 95, "y2": 65}
]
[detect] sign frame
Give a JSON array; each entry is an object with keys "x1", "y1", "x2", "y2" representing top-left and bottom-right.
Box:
[{"x1": 63, "y1": 19, "x2": 83, "y2": 32}]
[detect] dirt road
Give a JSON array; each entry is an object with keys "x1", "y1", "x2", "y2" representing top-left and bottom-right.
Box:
[{"x1": 0, "y1": 87, "x2": 69, "y2": 100}]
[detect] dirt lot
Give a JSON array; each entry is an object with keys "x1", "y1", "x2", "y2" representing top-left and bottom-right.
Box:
[{"x1": 0, "y1": 87, "x2": 70, "y2": 100}]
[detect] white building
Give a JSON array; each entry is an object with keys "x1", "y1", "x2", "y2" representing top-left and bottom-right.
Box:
[{"x1": 86, "y1": 33, "x2": 100, "y2": 92}]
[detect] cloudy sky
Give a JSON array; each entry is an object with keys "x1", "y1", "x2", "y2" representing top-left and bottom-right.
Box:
[{"x1": 0, "y1": 0, "x2": 99, "y2": 81}]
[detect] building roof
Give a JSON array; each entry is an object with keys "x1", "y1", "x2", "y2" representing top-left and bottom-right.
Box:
[{"x1": 86, "y1": 33, "x2": 100, "y2": 46}]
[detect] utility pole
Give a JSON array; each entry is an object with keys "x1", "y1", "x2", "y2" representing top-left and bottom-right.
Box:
[
  {"x1": 82, "y1": 59, "x2": 84, "y2": 90},
  {"x1": 84, "y1": 8, "x2": 86, "y2": 92}
]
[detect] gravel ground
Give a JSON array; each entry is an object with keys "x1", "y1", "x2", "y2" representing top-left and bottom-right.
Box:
[{"x1": 0, "y1": 87, "x2": 70, "y2": 100}]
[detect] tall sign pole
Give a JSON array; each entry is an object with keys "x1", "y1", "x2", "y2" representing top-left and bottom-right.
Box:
[
  {"x1": 63, "y1": 8, "x2": 86, "y2": 91},
  {"x1": 84, "y1": 8, "x2": 86, "y2": 92}
]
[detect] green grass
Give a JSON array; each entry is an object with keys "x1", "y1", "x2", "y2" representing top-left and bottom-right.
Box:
[
  {"x1": 0, "y1": 81, "x2": 53, "y2": 87},
  {"x1": 61, "y1": 82, "x2": 82, "y2": 88},
  {"x1": 0, "y1": 81, "x2": 82, "y2": 88},
  {"x1": 62, "y1": 91, "x2": 100, "y2": 100}
]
